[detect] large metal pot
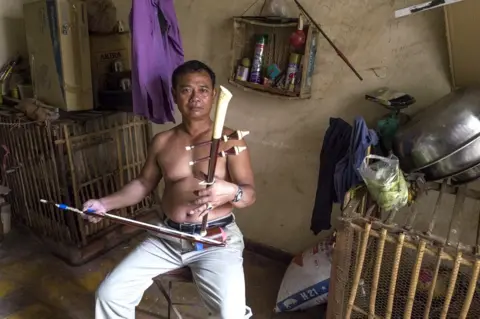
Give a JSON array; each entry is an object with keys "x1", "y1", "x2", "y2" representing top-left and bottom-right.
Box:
[
  {"x1": 451, "y1": 162, "x2": 480, "y2": 185},
  {"x1": 392, "y1": 87, "x2": 480, "y2": 181}
]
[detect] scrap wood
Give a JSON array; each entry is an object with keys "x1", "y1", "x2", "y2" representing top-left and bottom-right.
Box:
[{"x1": 14, "y1": 98, "x2": 59, "y2": 122}]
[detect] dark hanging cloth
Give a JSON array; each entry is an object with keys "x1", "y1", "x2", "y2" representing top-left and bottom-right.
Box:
[
  {"x1": 310, "y1": 118, "x2": 352, "y2": 235},
  {"x1": 334, "y1": 116, "x2": 379, "y2": 205}
]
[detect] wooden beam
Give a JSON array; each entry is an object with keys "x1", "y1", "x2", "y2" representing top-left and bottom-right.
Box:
[{"x1": 395, "y1": 0, "x2": 465, "y2": 18}]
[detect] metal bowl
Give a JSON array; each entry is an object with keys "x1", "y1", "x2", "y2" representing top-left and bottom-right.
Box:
[
  {"x1": 392, "y1": 87, "x2": 480, "y2": 180},
  {"x1": 451, "y1": 162, "x2": 480, "y2": 185},
  {"x1": 420, "y1": 135, "x2": 480, "y2": 181}
]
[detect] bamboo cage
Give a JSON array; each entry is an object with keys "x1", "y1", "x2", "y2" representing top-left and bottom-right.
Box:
[
  {"x1": 327, "y1": 181, "x2": 480, "y2": 319},
  {"x1": 0, "y1": 106, "x2": 160, "y2": 265}
]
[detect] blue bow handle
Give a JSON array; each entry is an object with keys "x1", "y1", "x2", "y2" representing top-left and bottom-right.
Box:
[{"x1": 57, "y1": 203, "x2": 96, "y2": 214}]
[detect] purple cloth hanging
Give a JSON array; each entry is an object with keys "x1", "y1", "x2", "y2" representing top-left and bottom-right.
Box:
[{"x1": 130, "y1": 0, "x2": 184, "y2": 124}]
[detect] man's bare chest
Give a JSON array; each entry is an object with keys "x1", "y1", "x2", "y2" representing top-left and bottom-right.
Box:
[{"x1": 156, "y1": 137, "x2": 229, "y2": 182}]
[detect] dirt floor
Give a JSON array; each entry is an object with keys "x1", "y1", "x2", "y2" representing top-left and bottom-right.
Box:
[{"x1": 0, "y1": 229, "x2": 325, "y2": 318}]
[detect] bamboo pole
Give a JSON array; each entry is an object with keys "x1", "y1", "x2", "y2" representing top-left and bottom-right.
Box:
[
  {"x1": 476, "y1": 208, "x2": 480, "y2": 255},
  {"x1": 127, "y1": 119, "x2": 138, "y2": 212},
  {"x1": 132, "y1": 118, "x2": 143, "y2": 209},
  {"x1": 63, "y1": 124, "x2": 86, "y2": 245},
  {"x1": 345, "y1": 222, "x2": 372, "y2": 318},
  {"x1": 25, "y1": 124, "x2": 51, "y2": 234},
  {"x1": 369, "y1": 228, "x2": 386, "y2": 318},
  {"x1": 440, "y1": 251, "x2": 462, "y2": 319},
  {"x1": 16, "y1": 127, "x2": 37, "y2": 229},
  {"x1": 115, "y1": 118, "x2": 126, "y2": 218},
  {"x1": 56, "y1": 125, "x2": 80, "y2": 244},
  {"x1": 8, "y1": 124, "x2": 32, "y2": 227},
  {"x1": 80, "y1": 149, "x2": 96, "y2": 236},
  {"x1": 424, "y1": 247, "x2": 443, "y2": 319},
  {"x1": 459, "y1": 260, "x2": 480, "y2": 318},
  {"x1": 385, "y1": 233, "x2": 405, "y2": 319},
  {"x1": 92, "y1": 118, "x2": 103, "y2": 233},
  {"x1": 327, "y1": 221, "x2": 354, "y2": 319},
  {"x1": 43, "y1": 125, "x2": 64, "y2": 226},
  {"x1": 404, "y1": 240, "x2": 426, "y2": 319},
  {"x1": 35, "y1": 125, "x2": 63, "y2": 239},
  {"x1": 139, "y1": 117, "x2": 150, "y2": 208}
]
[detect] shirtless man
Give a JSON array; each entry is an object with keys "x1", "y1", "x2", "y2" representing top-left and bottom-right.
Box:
[{"x1": 83, "y1": 60, "x2": 256, "y2": 319}]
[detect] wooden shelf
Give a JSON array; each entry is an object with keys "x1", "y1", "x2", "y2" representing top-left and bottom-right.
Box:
[{"x1": 229, "y1": 16, "x2": 318, "y2": 100}]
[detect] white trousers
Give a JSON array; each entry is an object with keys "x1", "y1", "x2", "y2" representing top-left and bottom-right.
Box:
[{"x1": 95, "y1": 221, "x2": 252, "y2": 319}]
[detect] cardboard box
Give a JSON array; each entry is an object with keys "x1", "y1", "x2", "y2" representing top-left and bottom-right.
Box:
[
  {"x1": 89, "y1": 32, "x2": 131, "y2": 107},
  {"x1": 23, "y1": 0, "x2": 93, "y2": 111},
  {"x1": 445, "y1": 0, "x2": 480, "y2": 88}
]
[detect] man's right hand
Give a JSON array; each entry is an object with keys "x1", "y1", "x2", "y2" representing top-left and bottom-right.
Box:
[{"x1": 82, "y1": 199, "x2": 107, "y2": 223}]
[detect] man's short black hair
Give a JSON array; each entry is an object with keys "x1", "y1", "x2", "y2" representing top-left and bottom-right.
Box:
[{"x1": 171, "y1": 60, "x2": 216, "y2": 89}]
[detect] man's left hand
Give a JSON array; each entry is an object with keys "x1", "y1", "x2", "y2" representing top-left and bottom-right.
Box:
[{"x1": 189, "y1": 178, "x2": 237, "y2": 217}]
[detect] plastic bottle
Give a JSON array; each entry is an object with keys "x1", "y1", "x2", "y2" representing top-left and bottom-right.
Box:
[
  {"x1": 285, "y1": 53, "x2": 301, "y2": 91},
  {"x1": 289, "y1": 15, "x2": 306, "y2": 50},
  {"x1": 249, "y1": 35, "x2": 267, "y2": 84},
  {"x1": 236, "y1": 57, "x2": 251, "y2": 81}
]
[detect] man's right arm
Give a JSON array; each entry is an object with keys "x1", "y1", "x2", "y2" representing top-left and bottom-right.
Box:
[{"x1": 98, "y1": 136, "x2": 163, "y2": 212}]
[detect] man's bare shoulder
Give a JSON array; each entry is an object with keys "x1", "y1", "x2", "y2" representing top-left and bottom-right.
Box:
[{"x1": 150, "y1": 125, "x2": 182, "y2": 150}]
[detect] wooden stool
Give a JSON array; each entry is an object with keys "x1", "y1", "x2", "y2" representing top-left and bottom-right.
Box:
[{"x1": 153, "y1": 267, "x2": 209, "y2": 319}]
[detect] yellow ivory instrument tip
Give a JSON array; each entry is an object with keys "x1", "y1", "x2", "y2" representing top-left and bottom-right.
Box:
[{"x1": 213, "y1": 85, "x2": 233, "y2": 139}]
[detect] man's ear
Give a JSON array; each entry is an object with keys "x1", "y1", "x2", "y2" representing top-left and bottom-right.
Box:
[
  {"x1": 171, "y1": 88, "x2": 177, "y2": 104},
  {"x1": 213, "y1": 87, "x2": 217, "y2": 98}
]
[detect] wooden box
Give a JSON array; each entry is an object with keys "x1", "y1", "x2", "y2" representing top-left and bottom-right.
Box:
[
  {"x1": 23, "y1": 0, "x2": 94, "y2": 112},
  {"x1": 229, "y1": 17, "x2": 318, "y2": 100}
]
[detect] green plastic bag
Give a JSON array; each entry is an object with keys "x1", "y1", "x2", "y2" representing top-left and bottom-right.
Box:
[{"x1": 358, "y1": 154, "x2": 409, "y2": 212}]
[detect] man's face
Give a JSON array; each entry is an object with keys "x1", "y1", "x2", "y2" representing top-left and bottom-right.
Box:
[{"x1": 173, "y1": 70, "x2": 216, "y2": 120}]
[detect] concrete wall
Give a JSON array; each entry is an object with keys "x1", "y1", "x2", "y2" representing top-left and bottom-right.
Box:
[
  {"x1": 0, "y1": 0, "x2": 28, "y2": 66},
  {"x1": 112, "y1": 0, "x2": 453, "y2": 253}
]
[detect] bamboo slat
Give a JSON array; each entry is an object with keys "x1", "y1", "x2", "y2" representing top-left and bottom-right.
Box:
[
  {"x1": 423, "y1": 247, "x2": 443, "y2": 319},
  {"x1": 385, "y1": 233, "x2": 404, "y2": 319},
  {"x1": 345, "y1": 222, "x2": 372, "y2": 318}
]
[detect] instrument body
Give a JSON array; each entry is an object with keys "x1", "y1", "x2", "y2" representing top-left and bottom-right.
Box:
[{"x1": 199, "y1": 86, "x2": 234, "y2": 235}]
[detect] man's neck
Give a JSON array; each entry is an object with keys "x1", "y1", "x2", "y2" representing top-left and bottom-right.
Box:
[{"x1": 181, "y1": 117, "x2": 212, "y2": 137}]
